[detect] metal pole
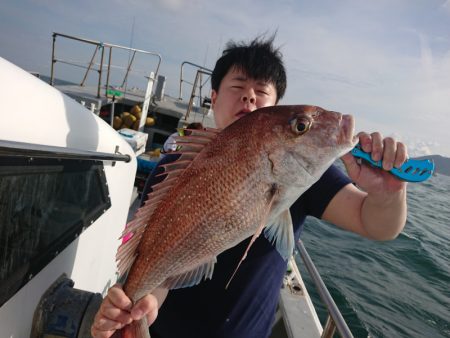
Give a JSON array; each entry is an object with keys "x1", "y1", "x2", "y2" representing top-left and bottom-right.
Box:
[
  {"x1": 199, "y1": 71, "x2": 203, "y2": 107},
  {"x1": 50, "y1": 33, "x2": 57, "y2": 86},
  {"x1": 110, "y1": 100, "x2": 115, "y2": 127},
  {"x1": 121, "y1": 50, "x2": 136, "y2": 88},
  {"x1": 0, "y1": 140, "x2": 131, "y2": 163},
  {"x1": 52, "y1": 32, "x2": 161, "y2": 73},
  {"x1": 53, "y1": 32, "x2": 102, "y2": 46},
  {"x1": 297, "y1": 241, "x2": 354, "y2": 338},
  {"x1": 179, "y1": 65, "x2": 184, "y2": 100},
  {"x1": 97, "y1": 44, "x2": 105, "y2": 98},
  {"x1": 322, "y1": 316, "x2": 337, "y2": 338},
  {"x1": 184, "y1": 70, "x2": 201, "y2": 121},
  {"x1": 179, "y1": 61, "x2": 213, "y2": 101},
  {"x1": 80, "y1": 46, "x2": 99, "y2": 87},
  {"x1": 105, "y1": 46, "x2": 113, "y2": 97}
]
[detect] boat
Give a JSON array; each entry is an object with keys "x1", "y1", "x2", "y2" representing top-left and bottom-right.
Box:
[{"x1": 0, "y1": 32, "x2": 354, "y2": 338}]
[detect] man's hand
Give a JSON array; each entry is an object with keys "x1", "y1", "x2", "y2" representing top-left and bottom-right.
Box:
[
  {"x1": 90, "y1": 284, "x2": 159, "y2": 338},
  {"x1": 325, "y1": 131, "x2": 409, "y2": 240},
  {"x1": 341, "y1": 131, "x2": 408, "y2": 195}
]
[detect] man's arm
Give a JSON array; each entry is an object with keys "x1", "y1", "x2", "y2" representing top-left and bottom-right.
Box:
[
  {"x1": 322, "y1": 132, "x2": 408, "y2": 240},
  {"x1": 322, "y1": 182, "x2": 407, "y2": 240}
]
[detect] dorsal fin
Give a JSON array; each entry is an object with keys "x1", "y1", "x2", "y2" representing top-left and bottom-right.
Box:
[
  {"x1": 159, "y1": 160, "x2": 192, "y2": 171},
  {"x1": 185, "y1": 128, "x2": 221, "y2": 136},
  {"x1": 170, "y1": 143, "x2": 204, "y2": 154},
  {"x1": 155, "y1": 168, "x2": 185, "y2": 180},
  {"x1": 151, "y1": 177, "x2": 178, "y2": 191},
  {"x1": 173, "y1": 135, "x2": 213, "y2": 145},
  {"x1": 116, "y1": 127, "x2": 220, "y2": 277}
]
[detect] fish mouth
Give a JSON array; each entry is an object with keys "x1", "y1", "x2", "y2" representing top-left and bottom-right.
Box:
[{"x1": 340, "y1": 114, "x2": 358, "y2": 146}]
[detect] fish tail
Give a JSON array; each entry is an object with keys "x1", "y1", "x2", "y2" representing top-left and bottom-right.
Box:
[{"x1": 119, "y1": 318, "x2": 151, "y2": 338}]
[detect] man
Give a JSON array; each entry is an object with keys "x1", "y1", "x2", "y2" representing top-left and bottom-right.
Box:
[{"x1": 91, "y1": 36, "x2": 407, "y2": 338}]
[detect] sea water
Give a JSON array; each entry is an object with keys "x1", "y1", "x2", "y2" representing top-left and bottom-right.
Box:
[{"x1": 298, "y1": 170, "x2": 450, "y2": 338}]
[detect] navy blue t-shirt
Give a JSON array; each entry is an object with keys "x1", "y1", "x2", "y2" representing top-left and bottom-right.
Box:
[{"x1": 141, "y1": 154, "x2": 351, "y2": 338}]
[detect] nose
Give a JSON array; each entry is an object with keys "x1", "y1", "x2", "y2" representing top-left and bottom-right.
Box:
[{"x1": 241, "y1": 90, "x2": 256, "y2": 104}]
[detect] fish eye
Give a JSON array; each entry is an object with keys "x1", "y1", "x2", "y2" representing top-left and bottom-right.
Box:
[{"x1": 290, "y1": 117, "x2": 312, "y2": 135}]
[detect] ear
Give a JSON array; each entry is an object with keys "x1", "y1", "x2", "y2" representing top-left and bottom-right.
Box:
[{"x1": 211, "y1": 90, "x2": 218, "y2": 106}]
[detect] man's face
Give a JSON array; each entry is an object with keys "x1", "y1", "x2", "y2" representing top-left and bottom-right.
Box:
[{"x1": 211, "y1": 67, "x2": 278, "y2": 129}]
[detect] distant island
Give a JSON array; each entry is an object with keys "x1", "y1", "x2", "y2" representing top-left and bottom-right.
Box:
[{"x1": 416, "y1": 155, "x2": 450, "y2": 176}]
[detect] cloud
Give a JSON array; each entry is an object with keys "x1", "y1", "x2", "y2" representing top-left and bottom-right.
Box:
[
  {"x1": 154, "y1": 0, "x2": 184, "y2": 11},
  {"x1": 443, "y1": 0, "x2": 450, "y2": 12},
  {"x1": 275, "y1": 12, "x2": 450, "y2": 156},
  {"x1": 2, "y1": 0, "x2": 449, "y2": 157},
  {"x1": 402, "y1": 137, "x2": 442, "y2": 157}
]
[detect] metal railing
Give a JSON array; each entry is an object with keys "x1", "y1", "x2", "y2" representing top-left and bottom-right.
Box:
[
  {"x1": 50, "y1": 32, "x2": 162, "y2": 99},
  {"x1": 0, "y1": 140, "x2": 131, "y2": 163},
  {"x1": 178, "y1": 61, "x2": 212, "y2": 121},
  {"x1": 297, "y1": 240, "x2": 354, "y2": 338},
  {"x1": 178, "y1": 61, "x2": 212, "y2": 100}
]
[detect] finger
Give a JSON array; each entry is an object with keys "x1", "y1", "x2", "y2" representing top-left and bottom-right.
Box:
[
  {"x1": 92, "y1": 314, "x2": 125, "y2": 332},
  {"x1": 92, "y1": 285, "x2": 134, "y2": 335},
  {"x1": 101, "y1": 301, "x2": 133, "y2": 325},
  {"x1": 107, "y1": 284, "x2": 133, "y2": 311},
  {"x1": 91, "y1": 304, "x2": 127, "y2": 337},
  {"x1": 394, "y1": 142, "x2": 408, "y2": 168},
  {"x1": 370, "y1": 132, "x2": 383, "y2": 162},
  {"x1": 99, "y1": 286, "x2": 133, "y2": 325},
  {"x1": 357, "y1": 131, "x2": 371, "y2": 152},
  {"x1": 381, "y1": 137, "x2": 396, "y2": 170},
  {"x1": 91, "y1": 322, "x2": 120, "y2": 338},
  {"x1": 91, "y1": 326, "x2": 116, "y2": 338},
  {"x1": 131, "y1": 294, "x2": 159, "y2": 321},
  {"x1": 340, "y1": 152, "x2": 361, "y2": 180},
  {"x1": 147, "y1": 307, "x2": 159, "y2": 326}
]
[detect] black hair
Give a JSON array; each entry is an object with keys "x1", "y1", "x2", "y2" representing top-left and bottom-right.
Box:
[{"x1": 211, "y1": 35, "x2": 287, "y2": 102}]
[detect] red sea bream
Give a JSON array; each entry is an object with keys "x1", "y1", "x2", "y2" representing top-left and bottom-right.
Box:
[{"x1": 116, "y1": 105, "x2": 357, "y2": 337}]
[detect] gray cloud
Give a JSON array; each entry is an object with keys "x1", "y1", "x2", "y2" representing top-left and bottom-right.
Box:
[{"x1": 1, "y1": 0, "x2": 449, "y2": 156}]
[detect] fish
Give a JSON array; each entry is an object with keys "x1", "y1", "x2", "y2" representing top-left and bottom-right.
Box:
[{"x1": 116, "y1": 104, "x2": 357, "y2": 337}]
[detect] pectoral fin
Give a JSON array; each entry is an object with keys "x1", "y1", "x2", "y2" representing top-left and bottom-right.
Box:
[
  {"x1": 225, "y1": 193, "x2": 277, "y2": 289},
  {"x1": 263, "y1": 209, "x2": 294, "y2": 261}
]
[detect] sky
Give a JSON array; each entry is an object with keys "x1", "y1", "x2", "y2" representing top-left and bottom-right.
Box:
[{"x1": 1, "y1": 0, "x2": 449, "y2": 157}]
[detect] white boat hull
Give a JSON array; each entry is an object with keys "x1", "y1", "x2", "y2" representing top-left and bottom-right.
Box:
[{"x1": 0, "y1": 57, "x2": 137, "y2": 337}]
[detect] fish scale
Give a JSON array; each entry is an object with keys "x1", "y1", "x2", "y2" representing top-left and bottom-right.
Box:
[{"x1": 116, "y1": 105, "x2": 357, "y2": 337}]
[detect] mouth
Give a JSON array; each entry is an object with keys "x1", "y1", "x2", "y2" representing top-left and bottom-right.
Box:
[{"x1": 235, "y1": 108, "x2": 252, "y2": 119}]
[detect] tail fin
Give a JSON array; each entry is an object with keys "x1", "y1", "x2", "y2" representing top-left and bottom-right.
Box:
[{"x1": 119, "y1": 317, "x2": 150, "y2": 338}]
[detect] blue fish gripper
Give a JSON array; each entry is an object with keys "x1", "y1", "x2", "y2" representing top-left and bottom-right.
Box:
[{"x1": 351, "y1": 144, "x2": 435, "y2": 183}]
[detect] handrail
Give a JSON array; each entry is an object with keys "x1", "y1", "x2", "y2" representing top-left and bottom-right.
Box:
[
  {"x1": 297, "y1": 240, "x2": 354, "y2": 338},
  {"x1": 50, "y1": 32, "x2": 162, "y2": 99},
  {"x1": 184, "y1": 69, "x2": 213, "y2": 122},
  {"x1": 178, "y1": 61, "x2": 212, "y2": 100},
  {"x1": 0, "y1": 140, "x2": 131, "y2": 163}
]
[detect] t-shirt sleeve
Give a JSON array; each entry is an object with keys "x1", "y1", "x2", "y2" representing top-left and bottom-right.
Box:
[{"x1": 301, "y1": 164, "x2": 352, "y2": 219}]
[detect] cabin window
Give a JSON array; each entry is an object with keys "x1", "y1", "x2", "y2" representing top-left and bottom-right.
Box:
[{"x1": 0, "y1": 156, "x2": 111, "y2": 306}]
